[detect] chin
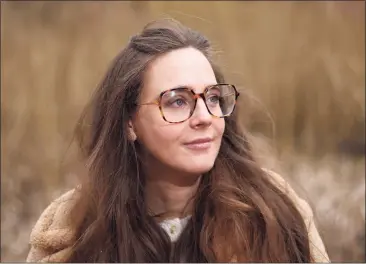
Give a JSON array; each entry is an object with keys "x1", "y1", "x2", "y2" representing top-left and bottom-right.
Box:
[
  {"x1": 187, "y1": 166, "x2": 213, "y2": 175},
  {"x1": 179, "y1": 158, "x2": 216, "y2": 175}
]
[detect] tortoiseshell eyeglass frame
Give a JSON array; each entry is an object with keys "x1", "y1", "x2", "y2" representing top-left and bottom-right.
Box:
[{"x1": 136, "y1": 83, "x2": 240, "y2": 124}]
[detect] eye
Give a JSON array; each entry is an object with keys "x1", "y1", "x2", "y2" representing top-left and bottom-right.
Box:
[
  {"x1": 207, "y1": 95, "x2": 220, "y2": 104},
  {"x1": 175, "y1": 98, "x2": 186, "y2": 106},
  {"x1": 164, "y1": 97, "x2": 189, "y2": 108}
]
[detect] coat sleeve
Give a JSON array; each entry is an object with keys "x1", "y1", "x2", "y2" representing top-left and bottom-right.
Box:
[
  {"x1": 266, "y1": 170, "x2": 330, "y2": 262},
  {"x1": 26, "y1": 189, "x2": 77, "y2": 262}
]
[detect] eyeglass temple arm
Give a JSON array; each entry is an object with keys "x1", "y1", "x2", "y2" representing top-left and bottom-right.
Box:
[{"x1": 136, "y1": 100, "x2": 159, "y2": 106}]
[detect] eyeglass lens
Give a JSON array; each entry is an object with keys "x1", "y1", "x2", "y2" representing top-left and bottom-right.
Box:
[{"x1": 160, "y1": 84, "x2": 237, "y2": 123}]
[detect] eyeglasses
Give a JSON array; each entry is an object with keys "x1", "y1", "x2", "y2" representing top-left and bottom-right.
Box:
[{"x1": 137, "y1": 84, "x2": 240, "y2": 123}]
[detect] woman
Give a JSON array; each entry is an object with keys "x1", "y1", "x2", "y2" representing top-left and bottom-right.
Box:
[{"x1": 27, "y1": 19, "x2": 329, "y2": 262}]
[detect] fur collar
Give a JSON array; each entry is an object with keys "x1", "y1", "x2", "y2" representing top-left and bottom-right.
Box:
[
  {"x1": 27, "y1": 189, "x2": 77, "y2": 262},
  {"x1": 26, "y1": 171, "x2": 330, "y2": 262}
]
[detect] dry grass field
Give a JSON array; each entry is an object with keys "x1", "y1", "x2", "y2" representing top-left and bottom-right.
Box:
[{"x1": 1, "y1": 1, "x2": 364, "y2": 262}]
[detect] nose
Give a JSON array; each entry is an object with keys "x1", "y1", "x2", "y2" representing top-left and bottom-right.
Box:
[{"x1": 189, "y1": 97, "x2": 212, "y2": 128}]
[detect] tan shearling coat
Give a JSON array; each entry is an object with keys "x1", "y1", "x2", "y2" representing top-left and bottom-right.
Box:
[{"x1": 26, "y1": 171, "x2": 330, "y2": 262}]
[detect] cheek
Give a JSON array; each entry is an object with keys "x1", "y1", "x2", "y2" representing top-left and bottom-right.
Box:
[
  {"x1": 215, "y1": 119, "x2": 225, "y2": 140},
  {"x1": 143, "y1": 126, "x2": 180, "y2": 151},
  {"x1": 134, "y1": 109, "x2": 182, "y2": 159}
]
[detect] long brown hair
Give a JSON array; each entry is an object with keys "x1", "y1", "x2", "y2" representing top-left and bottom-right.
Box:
[{"x1": 66, "y1": 18, "x2": 312, "y2": 262}]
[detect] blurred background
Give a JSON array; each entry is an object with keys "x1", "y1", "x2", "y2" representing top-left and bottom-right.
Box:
[{"x1": 1, "y1": 1, "x2": 364, "y2": 262}]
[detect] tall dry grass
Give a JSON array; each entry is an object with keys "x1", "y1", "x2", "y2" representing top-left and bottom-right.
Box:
[{"x1": 1, "y1": 1, "x2": 364, "y2": 262}]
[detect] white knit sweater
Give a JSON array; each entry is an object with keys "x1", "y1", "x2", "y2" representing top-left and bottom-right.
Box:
[{"x1": 159, "y1": 215, "x2": 191, "y2": 242}]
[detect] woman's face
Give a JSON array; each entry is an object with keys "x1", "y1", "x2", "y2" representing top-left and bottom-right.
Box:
[{"x1": 131, "y1": 47, "x2": 225, "y2": 176}]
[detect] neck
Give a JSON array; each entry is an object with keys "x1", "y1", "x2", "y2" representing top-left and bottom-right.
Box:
[{"x1": 144, "y1": 168, "x2": 201, "y2": 221}]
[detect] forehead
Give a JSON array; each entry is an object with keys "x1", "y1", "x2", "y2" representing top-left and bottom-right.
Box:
[{"x1": 142, "y1": 47, "x2": 217, "y2": 99}]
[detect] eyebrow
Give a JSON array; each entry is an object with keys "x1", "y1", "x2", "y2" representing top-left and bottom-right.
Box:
[
  {"x1": 169, "y1": 85, "x2": 190, "y2": 90},
  {"x1": 168, "y1": 83, "x2": 218, "y2": 92}
]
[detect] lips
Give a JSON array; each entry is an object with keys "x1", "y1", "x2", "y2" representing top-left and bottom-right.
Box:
[{"x1": 184, "y1": 138, "x2": 213, "y2": 150}]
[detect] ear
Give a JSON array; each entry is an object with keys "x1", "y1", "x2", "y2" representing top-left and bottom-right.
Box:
[{"x1": 128, "y1": 120, "x2": 137, "y2": 141}]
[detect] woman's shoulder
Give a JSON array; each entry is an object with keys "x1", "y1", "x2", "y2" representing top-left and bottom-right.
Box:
[
  {"x1": 262, "y1": 168, "x2": 310, "y2": 212},
  {"x1": 262, "y1": 168, "x2": 316, "y2": 231},
  {"x1": 262, "y1": 168, "x2": 330, "y2": 262},
  {"x1": 27, "y1": 188, "x2": 79, "y2": 262}
]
